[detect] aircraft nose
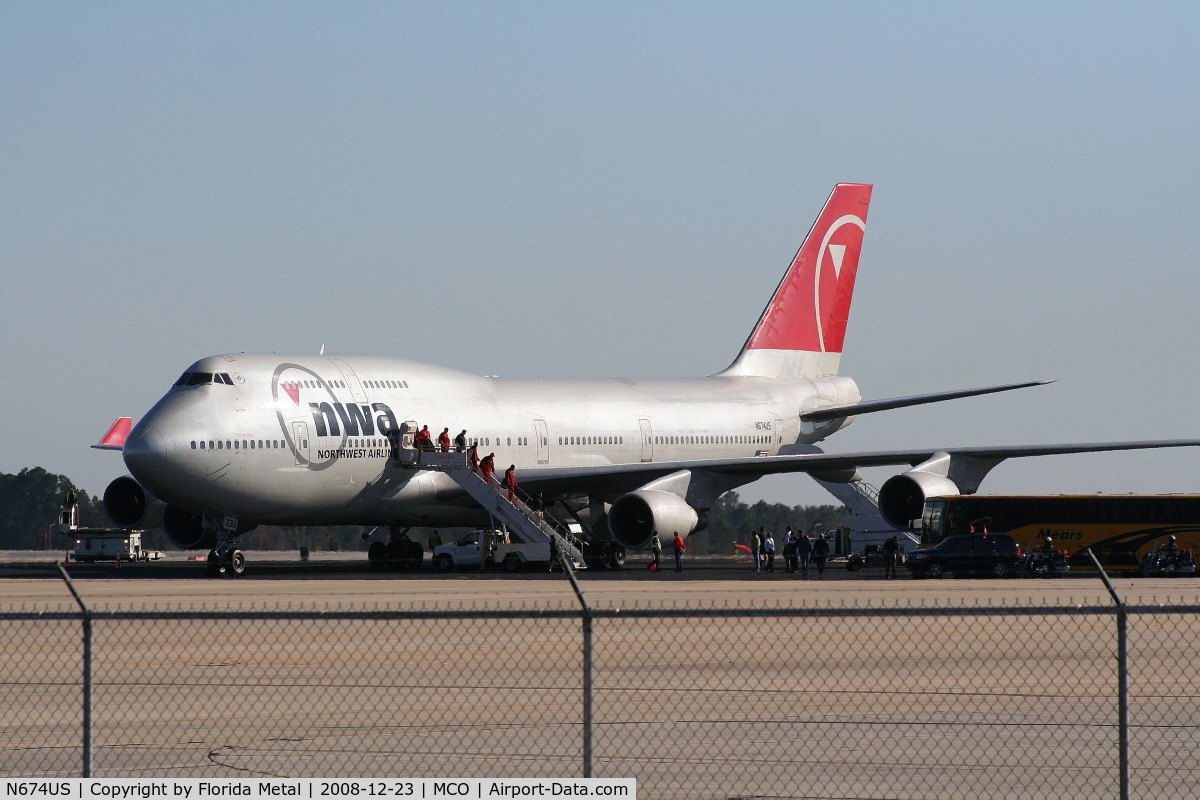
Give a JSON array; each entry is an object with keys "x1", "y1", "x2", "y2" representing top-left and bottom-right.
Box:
[{"x1": 122, "y1": 422, "x2": 171, "y2": 483}]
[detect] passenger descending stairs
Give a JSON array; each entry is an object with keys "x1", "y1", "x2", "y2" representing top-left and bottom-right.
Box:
[{"x1": 416, "y1": 451, "x2": 588, "y2": 569}]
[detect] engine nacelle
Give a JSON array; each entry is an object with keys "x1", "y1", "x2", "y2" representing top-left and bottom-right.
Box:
[
  {"x1": 608, "y1": 489, "x2": 703, "y2": 549},
  {"x1": 878, "y1": 471, "x2": 960, "y2": 530},
  {"x1": 103, "y1": 476, "x2": 166, "y2": 529},
  {"x1": 162, "y1": 505, "x2": 217, "y2": 550}
]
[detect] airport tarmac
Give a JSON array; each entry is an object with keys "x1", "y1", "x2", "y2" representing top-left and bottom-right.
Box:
[
  {"x1": 2, "y1": 551, "x2": 1200, "y2": 610},
  {"x1": 3, "y1": 552, "x2": 1198, "y2": 797}
]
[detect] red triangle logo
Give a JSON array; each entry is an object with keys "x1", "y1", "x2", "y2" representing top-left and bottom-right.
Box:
[{"x1": 282, "y1": 383, "x2": 300, "y2": 405}]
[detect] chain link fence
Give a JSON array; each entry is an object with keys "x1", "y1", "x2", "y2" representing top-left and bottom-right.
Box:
[{"x1": 2, "y1": 584, "x2": 1198, "y2": 799}]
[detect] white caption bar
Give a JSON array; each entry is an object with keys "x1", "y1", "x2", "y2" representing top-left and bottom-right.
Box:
[{"x1": 2, "y1": 780, "x2": 635, "y2": 800}]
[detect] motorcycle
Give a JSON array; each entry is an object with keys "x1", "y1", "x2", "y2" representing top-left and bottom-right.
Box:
[
  {"x1": 1138, "y1": 547, "x2": 1198, "y2": 577},
  {"x1": 1016, "y1": 547, "x2": 1070, "y2": 578}
]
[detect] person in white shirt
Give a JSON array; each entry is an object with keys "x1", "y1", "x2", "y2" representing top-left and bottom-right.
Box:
[{"x1": 762, "y1": 530, "x2": 776, "y2": 572}]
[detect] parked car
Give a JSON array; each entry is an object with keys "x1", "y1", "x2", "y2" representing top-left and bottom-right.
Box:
[{"x1": 907, "y1": 533, "x2": 1020, "y2": 579}]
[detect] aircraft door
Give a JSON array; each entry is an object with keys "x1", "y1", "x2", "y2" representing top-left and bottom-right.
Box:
[
  {"x1": 291, "y1": 421, "x2": 310, "y2": 465},
  {"x1": 328, "y1": 357, "x2": 368, "y2": 403},
  {"x1": 774, "y1": 417, "x2": 784, "y2": 448},
  {"x1": 534, "y1": 419, "x2": 549, "y2": 464},
  {"x1": 639, "y1": 419, "x2": 653, "y2": 462}
]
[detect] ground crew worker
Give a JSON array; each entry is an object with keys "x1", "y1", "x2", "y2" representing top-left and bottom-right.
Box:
[
  {"x1": 650, "y1": 531, "x2": 662, "y2": 572},
  {"x1": 479, "y1": 453, "x2": 496, "y2": 483},
  {"x1": 883, "y1": 534, "x2": 900, "y2": 579},
  {"x1": 428, "y1": 529, "x2": 442, "y2": 555},
  {"x1": 454, "y1": 429, "x2": 468, "y2": 452},
  {"x1": 438, "y1": 427, "x2": 451, "y2": 452},
  {"x1": 503, "y1": 465, "x2": 518, "y2": 502},
  {"x1": 672, "y1": 533, "x2": 686, "y2": 572}
]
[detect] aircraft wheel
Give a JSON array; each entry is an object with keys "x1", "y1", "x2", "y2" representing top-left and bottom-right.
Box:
[
  {"x1": 607, "y1": 546, "x2": 626, "y2": 570},
  {"x1": 227, "y1": 550, "x2": 246, "y2": 578},
  {"x1": 367, "y1": 541, "x2": 388, "y2": 571},
  {"x1": 206, "y1": 551, "x2": 221, "y2": 578},
  {"x1": 404, "y1": 540, "x2": 425, "y2": 571},
  {"x1": 384, "y1": 541, "x2": 404, "y2": 571}
]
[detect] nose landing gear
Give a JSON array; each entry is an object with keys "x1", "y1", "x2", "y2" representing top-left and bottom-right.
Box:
[{"x1": 206, "y1": 530, "x2": 246, "y2": 578}]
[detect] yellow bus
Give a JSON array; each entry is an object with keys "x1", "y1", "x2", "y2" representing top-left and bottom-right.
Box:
[{"x1": 918, "y1": 495, "x2": 1200, "y2": 571}]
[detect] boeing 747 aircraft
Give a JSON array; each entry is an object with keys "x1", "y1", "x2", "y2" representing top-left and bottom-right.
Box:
[{"x1": 94, "y1": 184, "x2": 1199, "y2": 575}]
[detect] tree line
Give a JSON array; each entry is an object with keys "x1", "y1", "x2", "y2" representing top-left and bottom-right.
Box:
[{"x1": 0, "y1": 468, "x2": 847, "y2": 554}]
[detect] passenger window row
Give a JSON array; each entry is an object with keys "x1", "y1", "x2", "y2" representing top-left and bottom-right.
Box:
[
  {"x1": 557, "y1": 436, "x2": 624, "y2": 446},
  {"x1": 467, "y1": 437, "x2": 531, "y2": 447},
  {"x1": 191, "y1": 439, "x2": 285, "y2": 450},
  {"x1": 654, "y1": 434, "x2": 769, "y2": 445}
]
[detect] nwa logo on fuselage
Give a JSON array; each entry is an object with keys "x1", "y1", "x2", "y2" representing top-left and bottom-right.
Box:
[{"x1": 309, "y1": 402, "x2": 398, "y2": 438}]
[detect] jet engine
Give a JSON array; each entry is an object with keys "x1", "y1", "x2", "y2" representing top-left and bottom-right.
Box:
[
  {"x1": 877, "y1": 471, "x2": 960, "y2": 530},
  {"x1": 608, "y1": 489, "x2": 703, "y2": 549},
  {"x1": 103, "y1": 476, "x2": 166, "y2": 529},
  {"x1": 161, "y1": 505, "x2": 217, "y2": 550}
]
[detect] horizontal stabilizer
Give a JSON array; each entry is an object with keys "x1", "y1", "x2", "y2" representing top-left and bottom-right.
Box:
[
  {"x1": 800, "y1": 380, "x2": 1055, "y2": 423},
  {"x1": 91, "y1": 417, "x2": 133, "y2": 450}
]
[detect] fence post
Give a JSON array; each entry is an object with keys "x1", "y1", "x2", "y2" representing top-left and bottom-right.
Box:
[
  {"x1": 1086, "y1": 549, "x2": 1129, "y2": 800},
  {"x1": 558, "y1": 551, "x2": 593, "y2": 778},
  {"x1": 57, "y1": 564, "x2": 93, "y2": 778}
]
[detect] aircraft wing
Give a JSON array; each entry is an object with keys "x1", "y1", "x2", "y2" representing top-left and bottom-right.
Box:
[{"x1": 508, "y1": 439, "x2": 1200, "y2": 498}]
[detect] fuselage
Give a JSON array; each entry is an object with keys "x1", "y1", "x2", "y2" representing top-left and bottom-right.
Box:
[{"x1": 123, "y1": 353, "x2": 859, "y2": 528}]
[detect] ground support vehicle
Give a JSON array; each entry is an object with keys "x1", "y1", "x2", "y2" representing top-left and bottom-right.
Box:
[
  {"x1": 907, "y1": 533, "x2": 1020, "y2": 579},
  {"x1": 68, "y1": 531, "x2": 162, "y2": 564},
  {"x1": 1138, "y1": 547, "x2": 1198, "y2": 577},
  {"x1": 433, "y1": 530, "x2": 554, "y2": 572}
]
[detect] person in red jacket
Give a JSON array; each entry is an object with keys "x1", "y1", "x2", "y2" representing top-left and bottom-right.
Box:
[
  {"x1": 413, "y1": 425, "x2": 432, "y2": 451},
  {"x1": 479, "y1": 453, "x2": 496, "y2": 484},
  {"x1": 468, "y1": 445, "x2": 480, "y2": 472},
  {"x1": 672, "y1": 533, "x2": 686, "y2": 572},
  {"x1": 503, "y1": 465, "x2": 518, "y2": 502},
  {"x1": 437, "y1": 427, "x2": 451, "y2": 452}
]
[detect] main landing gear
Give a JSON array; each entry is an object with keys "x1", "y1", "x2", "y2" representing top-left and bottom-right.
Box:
[{"x1": 367, "y1": 526, "x2": 424, "y2": 572}]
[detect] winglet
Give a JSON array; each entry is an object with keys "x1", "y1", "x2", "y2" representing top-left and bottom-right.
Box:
[{"x1": 92, "y1": 417, "x2": 133, "y2": 450}]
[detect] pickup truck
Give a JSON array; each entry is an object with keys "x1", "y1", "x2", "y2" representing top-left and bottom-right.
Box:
[{"x1": 432, "y1": 530, "x2": 552, "y2": 573}]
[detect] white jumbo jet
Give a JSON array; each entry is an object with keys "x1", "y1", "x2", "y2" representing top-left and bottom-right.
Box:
[{"x1": 94, "y1": 184, "x2": 1200, "y2": 575}]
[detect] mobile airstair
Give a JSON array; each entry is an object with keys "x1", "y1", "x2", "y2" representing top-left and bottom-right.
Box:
[{"x1": 411, "y1": 450, "x2": 588, "y2": 570}]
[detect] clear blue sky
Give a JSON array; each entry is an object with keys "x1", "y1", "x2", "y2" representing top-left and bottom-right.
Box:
[{"x1": 3, "y1": 1, "x2": 1198, "y2": 506}]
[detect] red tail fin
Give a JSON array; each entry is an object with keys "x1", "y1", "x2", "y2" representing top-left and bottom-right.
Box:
[{"x1": 720, "y1": 183, "x2": 872, "y2": 378}]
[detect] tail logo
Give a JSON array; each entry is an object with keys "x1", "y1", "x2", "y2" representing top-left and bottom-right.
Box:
[{"x1": 814, "y1": 215, "x2": 866, "y2": 352}]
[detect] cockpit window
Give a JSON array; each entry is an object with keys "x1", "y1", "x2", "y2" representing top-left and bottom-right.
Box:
[{"x1": 174, "y1": 372, "x2": 233, "y2": 387}]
